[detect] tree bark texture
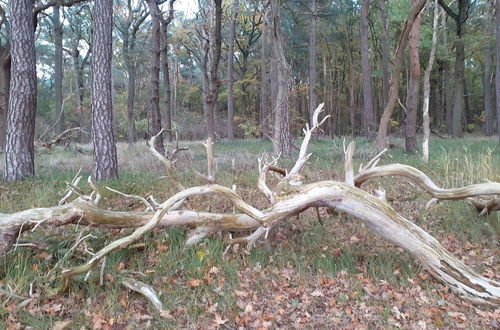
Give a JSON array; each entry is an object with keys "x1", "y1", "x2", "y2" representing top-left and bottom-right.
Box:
[
  {"x1": 91, "y1": 0, "x2": 118, "y2": 180},
  {"x1": 483, "y1": 0, "x2": 494, "y2": 136},
  {"x1": 422, "y1": 0, "x2": 439, "y2": 163},
  {"x1": 204, "y1": 0, "x2": 222, "y2": 140},
  {"x1": 161, "y1": 0, "x2": 176, "y2": 143},
  {"x1": 271, "y1": 0, "x2": 292, "y2": 156},
  {"x1": 0, "y1": 46, "x2": 10, "y2": 151},
  {"x1": 4, "y1": 0, "x2": 37, "y2": 182},
  {"x1": 146, "y1": 0, "x2": 164, "y2": 153},
  {"x1": 308, "y1": 0, "x2": 318, "y2": 126},
  {"x1": 53, "y1": 4, "x2": 64, "y2": 134},
  {"x1": 227, "y1": 0, "x2": 239, "y2": 140},
  {"x1": 496, "y1": 0, "x2": 500, "y2": 142},
  {"x1": 405, "y1": 5, "x2": 420, "y2": 153},
  {"x1": 360, "y1": 0, "x2": 375, "y2": 135},
  {"x1": 442, "y1": 9, "x2": 453, "y2": 135},
  {"x1": 375, "y1": 0, "x2": 426, "y2": 150}
]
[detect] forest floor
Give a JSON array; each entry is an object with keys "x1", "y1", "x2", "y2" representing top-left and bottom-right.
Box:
[{"x1": 0, "y1": 137, "x2": 499, "y2": 329}]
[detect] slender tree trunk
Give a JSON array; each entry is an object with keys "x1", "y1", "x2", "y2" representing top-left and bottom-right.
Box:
[
  {"x1": 4, "y1": 0, "x2": 37, "y2": 182},
  {"x1": 71, "y1": 48, "x2": 84, "y2": 143},
  {"x1": 360, "y1": 0, "x2": 375, "y2": 135},
  {"x1": 380, "y1": 0, "x2": 390, "y2": 109},
  {"x1": 146, "y1": 0, "x2": 164, "y2": 153},
  {"x1": 53, "y1": 4, "x2": 64, "y2": 134},
  {"x1": 204, "y1": 0, "x2": 223, "y2": 140},
  {"x1": 451, "y1": 39, "x2": 464, "y2": 137},
  {"x1": 227, "y1": 0, "x2": 239, "y2": 140},
  {"x1": 308, "y1": 0, "x2": 317, "y2": 126},
  {"x1": 123, "y1": 28, "x2": 137, "y2": 146},
  {"x1": 442, "y1": 10, "x2": 453, "y2": 135},
  {"x1": 260, "y1": 2, "x2": 271, "y2": 139},
  {"x1": 422, "y1": 0, "x2": 439, "y2": 162},
  {"x1": 483, "y1": 1, "x2": 494, "y2": 136},
  {"x1": 125, "y1": 55, "x2": 136, "y2": 145},
  {"x1": 496, "y1": 0, "x2": 500, "y2": 142},
  {"x1": 271, "y1": 0, "x2": 292, "y2": 156},
  {"x1": 160, "y1": 0, "x2": 176, "y2": 143},
  {"x1": 375, "y1": 0, "x2": 426, "y2": 149},
  {"x1": 0, "y1": 47, "x2": 10, "y2": 151},
  {"x1": 405, "y1": 5, "x2": 420, "y2": 153},
  {"x1": 91, "y1": 0, "x2": 118, "y2": 180},
  {"x1": 161, "y1": 28, "x2": 172, "y2": 143}
]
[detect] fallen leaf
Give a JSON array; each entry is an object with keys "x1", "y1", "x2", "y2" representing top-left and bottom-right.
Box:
[{"x1": 188, "y1": 278, "x2": 201, "y2": 288}]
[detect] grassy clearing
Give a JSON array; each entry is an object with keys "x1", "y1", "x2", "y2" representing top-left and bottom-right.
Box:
[{"x1": 0, "y1": 136, "x2": 498, "y2": 328}]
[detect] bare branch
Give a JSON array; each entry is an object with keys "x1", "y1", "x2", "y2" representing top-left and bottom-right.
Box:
[{"x1": 287, "y1": 103, "x2": 329, "y2": 180}]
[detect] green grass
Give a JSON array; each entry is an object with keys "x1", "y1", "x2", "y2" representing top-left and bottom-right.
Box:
[{"x1": 0, "y1": 136, "x2": 498, "y2": 328}]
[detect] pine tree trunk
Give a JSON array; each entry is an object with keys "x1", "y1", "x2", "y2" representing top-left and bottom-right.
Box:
[
  {"x1": 308, "y1": 0, "x2": 317, "y2": 126},
  {"x1": 226, "y1": 0, "x2": 239, "y2": 140},
  {"x1": 496, "y1": 0, "x2": 500, "y2": 142},
  {"x1": 483, "y1": 1, "x2": 494, "y2": 136},
  {"x1": 53, "y1": 4, "x2": 64, "y2": 134},
  {"x1": 405, "y1": 6, "x2": 420, "y2": 153},
  {"x1": 0, "y1": 46, "x2": 10, "y2": 151},
  {"x1": 91, "y1": 0, "x2": 118, "y2": 180},
  {"x1": 422, "y1": 0, "x2": 439, "y2": 162},
  {"x1": 72, "y1": 49, "x2": 84, "y2": 143},
  {"x1": 271, "y1": 0, "x2": 292, "y2": 156},
  {"x1": 360, "y1": 0, "x2": 375, "y2": 135},
  {"x1": 203, "y1": 0, "x2": 222, "y2": 140},
  {"x1": 146, "y1": 0, "x2": 164, "y2": 153},
  {"x1": 161, "y1": 24, "x2": 172, "y2": 143},
  {"x1": 441, "y1": 9, "x2": 453, "y2": 135},
  {"x1": 4, "y1": 0, "x2": 37, "y2": 182}
]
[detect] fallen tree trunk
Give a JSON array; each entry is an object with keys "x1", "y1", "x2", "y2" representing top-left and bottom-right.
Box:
[{"x1": 1, "y1": 105, "x2": 499, "y2": 307}]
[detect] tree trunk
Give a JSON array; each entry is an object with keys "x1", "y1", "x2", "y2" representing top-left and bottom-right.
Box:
[
  {"x1": 53, "y1": 4, "x2": 64, "y2": 134},
  {"x1": 122, "y1": 26, "x2": 137, "y2": 146},
  {"x1": 160, "y1": 0, "x2": 176, "y2": 143},
  {"x1": 405, "y1": 4, "x2": 420, "y2": 153},
  {"x1": 161, "y1": 27, "x2": 172, "y2": 143},
  {"x1": 71, "y1": 46, "x2": 85, "y2": 144},
  {"x1": 91, "y1": 0, "x2": 118, "y2": 180},
  {"x1": 125, "y1": 52, "x2": 137, "y2": 145},
  {"x1": 380, "y1": 0, "x2": 390, "y2": 109},
  {"x1": 260, "y1": 2, "x2": 271, "y2": 139},
  {"x1": 227, "y1": 0, "x2": 239, "y2": 140},
  {"x1": 375, "y1": 0, "x2": 426, "y2": 149},
  {"x1": 308, "y1": 0, "x2": 317, "y2": 126},
  {"x1": 422, "y1": 0, "x2": 439, "y2": 162},
  {"x1": 483, "y1": 1, "x2": 494, "y2": 136},
  {"x1": 496, "y1": 0, "x2": 500, "y2": 142},
  {"x1": 0, "y1": 47, "x2": 10, "y2": 151},
  {"x1": 439, "y1": 0, "x2": 469, "y2": 137},
  {"x1": 271, "y1": 0, "x2": 292, "y2": 156},
  {"x1": 360, "y1": 0, "x2": 375, "y2": 135},
  {"x1": 204, "y1": 0, "x2": 223, "y2": 140},
  {"x1": 442, "y1": 9, "x2": 453, "y2": 135},
  {"x1": 4, "y1": 0, "x2": 37, "y2": 182},
  {"x1": 146, "y1": 0, "x2": 164, "y2": 153}
]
